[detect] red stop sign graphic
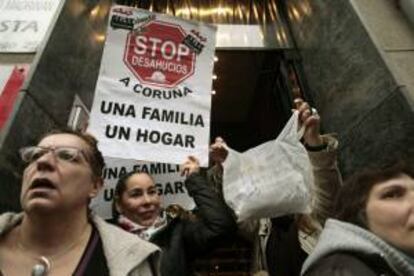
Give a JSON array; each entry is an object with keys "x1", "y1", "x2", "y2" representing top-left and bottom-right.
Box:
[{"x1": 123, "y1": 21, "x2": 196, "y2": 88}]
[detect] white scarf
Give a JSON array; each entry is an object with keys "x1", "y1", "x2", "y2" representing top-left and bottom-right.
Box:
[{"x1": 118, "y1": 212, "x2": 168, "y2": 241}]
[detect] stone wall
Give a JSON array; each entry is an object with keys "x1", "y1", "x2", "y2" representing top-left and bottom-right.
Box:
[{"x1": 286, "y1": 0, "x2": 414, "y2": 177}]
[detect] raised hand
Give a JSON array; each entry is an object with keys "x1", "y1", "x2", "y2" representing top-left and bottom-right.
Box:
[
  {"x1": 294, "y1": 98, "x2": 324, "y2": 147},
  {"x1": 209, "y1": 137, "x2": 228, "y2": 164},
  {"x1": 180, "y1": 155, "x2": 200, "y2": 177}
]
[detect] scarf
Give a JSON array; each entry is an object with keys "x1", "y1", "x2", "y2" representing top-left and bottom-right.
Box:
[{"x1": 117, "y1": 212, "x2": 168, "y2": 241}]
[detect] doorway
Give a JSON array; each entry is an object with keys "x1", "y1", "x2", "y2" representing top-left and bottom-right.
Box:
[{"x1": 211, "y1": 50, "x2": 302, "y2": 151}]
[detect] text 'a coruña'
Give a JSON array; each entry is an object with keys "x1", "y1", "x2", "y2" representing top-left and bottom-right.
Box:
[{"x1": 119, "y1": 77, "x2": 193, "y2": 99}]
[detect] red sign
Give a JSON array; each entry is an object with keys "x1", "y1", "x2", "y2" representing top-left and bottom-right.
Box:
[
  {"x1": 0, "y1": 66, "x2": 27, "y2": 131},
  {"x1": 123, "y1": 21, "x2": 196, "y2": 88}
]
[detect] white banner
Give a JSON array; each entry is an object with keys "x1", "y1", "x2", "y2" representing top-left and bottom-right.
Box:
[
  {"x1": 90, "y1": 157, "x2": 196, "y2": 219},
  {"x1": 88, "y1": 6, "x2": 216, "y2": 167},
  {"x1": 0, "y1": 0, "x2": 62, "y2": 52}
]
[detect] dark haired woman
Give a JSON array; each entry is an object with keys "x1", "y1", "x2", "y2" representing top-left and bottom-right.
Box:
[
  {"x1": 302, "y1": 162, "x2": 414, "y2": 275},
  {"x1": 113, "y1": 156, "x2": 237, "y2": 276}
]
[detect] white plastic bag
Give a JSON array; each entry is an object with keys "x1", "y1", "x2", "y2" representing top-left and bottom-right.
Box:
[{"x1": 222, "y1": 111, "x2": 314, "y2": 222}]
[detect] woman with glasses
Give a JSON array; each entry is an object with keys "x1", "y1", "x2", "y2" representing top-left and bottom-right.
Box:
[{"x1": 0, "y1": 129, "x2": 159, "y2": 276}]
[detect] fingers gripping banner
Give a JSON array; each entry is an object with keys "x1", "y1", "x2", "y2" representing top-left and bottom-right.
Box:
[{"x1": 88, "y1": 6, "x2": 216, "y2": 166}]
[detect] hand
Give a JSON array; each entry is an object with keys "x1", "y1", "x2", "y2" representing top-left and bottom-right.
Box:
[
  {"x1": 209, "y1": 137, "x2": 228, "y2": 164},
  {"x1": 294, "y1": 98, "x2": 324, "y2": 146},
  {"x1": 180, "y1": 155, "x2": 200, "y2": 177}
]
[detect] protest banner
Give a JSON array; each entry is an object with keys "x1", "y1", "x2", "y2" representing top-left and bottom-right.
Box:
[
  {"x1": 0, "y1": 0, "x2": 62, "y2": 52},
  {"x1": 88, "y1": 5, "x2": 216, "y2": 167},
  {"x1": 0, "y1": 65, "x2": 28, "y2": 130},
  {"x1": 90, "y1": 157, "x2": 196, "y2": 219}
]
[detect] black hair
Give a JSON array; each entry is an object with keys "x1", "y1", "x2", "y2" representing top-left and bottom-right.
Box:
[{"x1": 112, "y1": 170, "x2": 155, "y2": 220}]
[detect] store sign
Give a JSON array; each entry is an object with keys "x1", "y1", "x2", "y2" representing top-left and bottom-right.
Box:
[
  {"x1": 0, "y1": 0, "x2": 62, "y2": 52},
  {"x1": 88, "y1": 6, "x2": 216, "y2": 166},
  {"x1": 90, "y1": 157, "x2": 195, "y2": 219},
  {"x1": 0, "y1": 65, "x2": 28, "y2": 130}
]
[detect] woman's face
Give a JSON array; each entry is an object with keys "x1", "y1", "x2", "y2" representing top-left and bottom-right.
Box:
[
  {"x1": 116, "y1": 173, "x2": 161, "y2": 227},
  {"x1": 21, "y1": 134, "x2": 100, "y2": 214},
  {"x1": 366, "y1": 174, "x2": 414, "y2": 255}
]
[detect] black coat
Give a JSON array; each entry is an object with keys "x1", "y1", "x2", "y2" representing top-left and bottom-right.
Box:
[
  {"x1": 266, "y1": 216, "x2": 308, "y2": 276},
  {"x1": 150, "y1": 173, "x2": 237, "y2": 276},
  {"x1": 304, "y1": 252, "x2": 398, "y2": 276}
]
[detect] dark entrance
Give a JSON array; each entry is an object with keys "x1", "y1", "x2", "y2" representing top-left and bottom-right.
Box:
[{"x1": 211, "y1": 50, "x2": 302, "y2": 151}]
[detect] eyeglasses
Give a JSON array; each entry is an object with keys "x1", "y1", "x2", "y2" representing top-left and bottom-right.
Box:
[{"x1": 19, "y1": 146, "x2": 88, "y2": 164}]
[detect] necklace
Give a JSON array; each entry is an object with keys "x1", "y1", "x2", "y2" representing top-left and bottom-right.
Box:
[
  {"x1": 31, "y1": 256, "x2": 50, "y2": 276},
  {"x1": 16, "y1": 224, "x2": 90, "y2": 276}
]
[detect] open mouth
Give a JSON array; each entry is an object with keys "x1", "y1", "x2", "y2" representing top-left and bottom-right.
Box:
[{"x1": 30, "y1": 178, "x2": 56, "y2": 190}]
